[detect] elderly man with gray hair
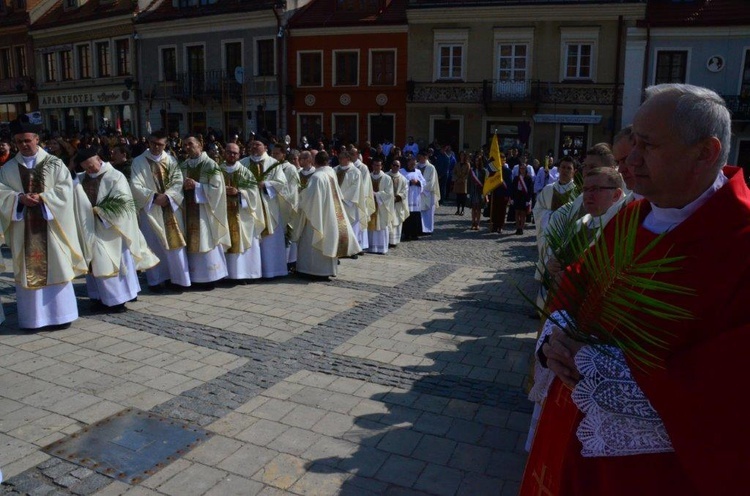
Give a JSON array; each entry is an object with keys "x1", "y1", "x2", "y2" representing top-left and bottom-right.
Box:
[{"x1": 521, "y1": 84, "x2": 750, "y2": 496}]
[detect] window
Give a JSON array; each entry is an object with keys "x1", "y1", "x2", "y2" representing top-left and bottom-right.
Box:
[
  {"x1": 334, "y1": 51, "x2": 358, "y2": 86},
  {"x1": 370, "y1": 50, "x2": 395, "y2": 86},
  {"x1": 44, "y1": 52, "x2": 58, "y2": 82},
  {"x1": 60, "y1": 50, "x2": 73, "y2": 80},
  {"x1": 224, "y1": 41, "x2": 242, "y2": 74},
  {"x1": 433, "y1": 29, "x2": 468, "y2": 82},
  {"x1": 333, "y1": 114, "x2": 358, "y2": 144},
  {"x1": 337, "y1": 0, "x2": 379, "y2": 10},
  {"x1": 0, "y1": 48, "x2": 12, "y2": 79},
  {"x1": 96, "y1": 41, "x2": 110, "y2": 77},
  {"x1": 655, "y1": 50, "x2": 687, "y2": 84},
  {"x1": 298, "y1": 114, "x2": 322, "y2": 143},
  {"x1": 559, "y1": 27, "x2": 599, "y2": 82},
  {"x1": 64, "y1": 0, "x2": 78, "y2": 9},
  {"x1": 741, "y1": 49, "x2": 750, "y2": 100},
  {"x1": 298, "y1": 51, "x2": 322, "y2": 87},
  {"x1": 256, "y1": 39, "x2": 275, "y2": 77},
  {"x1": 116, "y1": 39, "x2": 130, "y2": 76},
  {"x1": 494, "y1": 27, "x2": 534, "y2": 100},
  {"x1": 77, "y1": 44, "x2": 91, "y2": 79},
  {"x1": 186, "y1": 44, "x2": 204, "y2": 75},
  {"x1": 15, "y1": 46, "x2": 27, "y2": 78},
  {"x1": 161, "y1": 47, "x2": 176, "y2": 81}
]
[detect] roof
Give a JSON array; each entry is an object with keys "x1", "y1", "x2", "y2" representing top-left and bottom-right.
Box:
[
  {"x1": 287, "y1": 0, "x2": 406, "y2": 29},
  {"x1": 0, "y1": 9, "x2": 29, "y2": 28},
  {"x1": 407, "y1": 0, "x2": 644, "y2": 7},
  {"x1": 136, "y1": 0, "x2": 278, "y2": 24},
  {"x1": 641, "y1": 0, "x2": 750, "y2": 27},
  {"x1": 32, "y1": 0, "x2": 134, "y2": 29}
]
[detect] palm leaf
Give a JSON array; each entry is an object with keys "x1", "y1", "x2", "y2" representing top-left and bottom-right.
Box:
[
  {"x1": 526, "y1": 202, "x2": 694, "y2": 369},
  {"x1": 165, "y1": 164, "x2": 182, "y2": 189},
  {"x1": 95, "y1": 193, "x2": 136, "y2": 217}
]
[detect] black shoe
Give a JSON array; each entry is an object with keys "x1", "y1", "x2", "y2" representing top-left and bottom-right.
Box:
[
  {"x1": 108, "y1": 304, "x2": 127, "y2": 313},
  {"x1": 350, "y1": 254, "x2": 359, "y2": 260},
  {"x1": 388, "y1": 244, "x2": 397, "y2": 248},
  {"x1": 47, "y1": 322, "x2": 72, "y2": 331},
  {"x1": 166, "y1": 282, "x2": 186, "y2": 293},
  {"x1": 149, "y1": 284, "x2": 164, "y2": 294},
  {"x1": 455, "y1": 210, "x2": 460, "y2": 215}
]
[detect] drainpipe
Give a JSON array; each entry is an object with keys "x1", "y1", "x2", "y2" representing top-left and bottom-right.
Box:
[
  {"x1": 642, "y1": 22, "x2": 651, "y2": 104},
  {"x1": 611, "y1": 15, "x2": 623, "y2": 141}
]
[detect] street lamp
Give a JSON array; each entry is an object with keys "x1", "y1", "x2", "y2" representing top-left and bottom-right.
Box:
[{"x1": 272, "y1": 0, "x2": 287, "y2": 136}]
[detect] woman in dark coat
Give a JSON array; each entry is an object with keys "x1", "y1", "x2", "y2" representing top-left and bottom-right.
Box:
[{"x1": 511, "y1": 162, "x2": 534, "y2": 235}]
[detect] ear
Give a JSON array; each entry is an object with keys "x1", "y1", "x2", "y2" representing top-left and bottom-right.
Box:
[{"x1": 694, "y1": 136, "x2": 722, "y2": 174}]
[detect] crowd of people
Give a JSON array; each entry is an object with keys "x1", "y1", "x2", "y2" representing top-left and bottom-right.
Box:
[{"x1": 0, "y1": 122, "x2": 450, "y2": 331}]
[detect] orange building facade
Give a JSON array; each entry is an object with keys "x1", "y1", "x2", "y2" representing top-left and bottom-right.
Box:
[{"x1": 286, "y1": 0, "x2": 408, "y2": 150}]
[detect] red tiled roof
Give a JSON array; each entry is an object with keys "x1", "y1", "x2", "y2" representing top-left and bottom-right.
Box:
[
  {"x1": 641, "y1": 0, "x2": 750, "y2": 27},
  {"x1": 32, "y1": 0, "x2": 134, "y2": 29},
  {"x1": 136, "y1": 0, "x2": 278, "y2": 24},
  {"x1": 287, "y1": 0, "x2": 406, "y2": 29}
]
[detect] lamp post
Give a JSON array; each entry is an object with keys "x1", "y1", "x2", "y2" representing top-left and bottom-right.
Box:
[{"x1": 272, "y1": 0, "x2": 287, "y2": 136}]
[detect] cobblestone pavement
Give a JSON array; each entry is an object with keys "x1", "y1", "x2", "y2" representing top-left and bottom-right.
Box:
[{"x1": 0, "y1": 204, "x2": 541, "y2": 496}]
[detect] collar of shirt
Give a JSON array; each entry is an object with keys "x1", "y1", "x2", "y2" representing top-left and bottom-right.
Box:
[{"x1": 644, "y1": 172, "x2": 727, "y2": 234}]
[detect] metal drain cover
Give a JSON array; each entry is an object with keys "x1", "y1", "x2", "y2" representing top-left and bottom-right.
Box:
[{"x1": 42, "y1": 408, "x2": 213, "y2": 484}]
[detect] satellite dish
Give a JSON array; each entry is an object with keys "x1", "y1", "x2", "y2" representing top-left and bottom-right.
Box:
[{"x1": 234, "y1": 67, "x2": 244, "y2": 85}]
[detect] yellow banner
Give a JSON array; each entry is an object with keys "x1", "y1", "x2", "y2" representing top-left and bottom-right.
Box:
[{"x1": 483, "y1": 134, "x2": 504, "y2": 195}]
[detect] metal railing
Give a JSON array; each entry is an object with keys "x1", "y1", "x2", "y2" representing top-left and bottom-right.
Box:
[
  {"x1": 722, "y1": 95, "x2": 750, "y2": 121},
  {"x1": 0, "y1": 76, "x2": 34, "y2": 94},
  {"x1": 172, "y1": 70, "x2": 277, "y2": 102}
]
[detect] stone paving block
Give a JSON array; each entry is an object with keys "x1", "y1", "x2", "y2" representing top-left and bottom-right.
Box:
[
  {"x1": 311, "y1": 412, "x2": 356, "y2": 437},
  {"x1": 69, "y1": 400, "x2": 124, "y2": 424},
  {"x1": 288, "y1": 462, "x2": 352, "y2": 496},
  {"x1": 207, "y1": 411, "x2": 259, "y2": 438},
  {"x1": 449, "y1": 442, "x2": 492, "y2": 474},
  {"x1": 0, "y1": 405, "x2": 49, "y2": 432},
  {"x1": 485, "y1": 450, "x2": 527, "y2": 481},
  {"x1": 412, "y1": 411, "x2": 453, "y2": 436},
  {"x1": 446, "y1": 418, "x2": 485, "y2": 444},
  {"x1": 443, "y1": 398, "x2": 481, "y2": 420},
  {"x1": 184, "y1": 435, "x2": 243, "y2": 466},
  {"x1": 203, "y1": 475, "x2": 265, "y2": 496},
  {"x1": 506, "y1": 411, "x2": 532, "y2": 433},
  {"x1": 157, "y1": 462, "x2": 227, "y2": 496},
  {"x1": 345, "y1": 474, "x2": 390, "y2": 495},
  {"x1": 413, "y1": 463, "x2": 463, "y2": 496},
  {"x1": 218, "y1": 444, "x2": 278, "y2": 478},
  {"x1": 376, "y1": 428, "x2": 423, "y2": 456},
  {"x1": 295, "y1": 372, "x2": 338, "y2": 389},
  {"x1": 319, "y1": 391, "x2": 361, "y2": 415},
  {"x1": 252, "y1": 453, "x2": 307, "y2": 490},
  {"x1": 456, "y1": 472, "x2": 505, "y2": 496},
  {"x1": 342, "y1": 418, "x2": 388, "y2": 447},
  {"x1": 271, "y1": 426, "x2": 322, "y2": 456},
  {"x1": 259, "y1": 381, "x2": 305, "y2": 400},
  {"x1": 7, "y1": 355, "x2": 58, "y2": 374},
  {"x1": 281, "y1": 404, "x2": 329, "y2": 430},
  {"x1": 0, "y1": 450, "x2": 49, "y2": 480},
  {"x1": 336, "y1": 445, "x2": 389, "y2": 478},
  {"x1": 249, "y1": 397, "x2": 297, "y2": 420},
  {"x1": 412, "y1": 434, "x2": 457, "y2": 465},
  {"x1": 374, "y1": 454, "x2": 426, "y2": 487},
  {"x1": 89, "y1": 480, "x2": 130, "y2": 496},
  {"x1": 301, "y1": 436, "x2": 359, "y2": 463},
  {"x1": 236, "y1": 419, "x2": 289, "y2": 447},
  {"x1": 124, "y1": 388, "x2": 173, "y2": 411},
  {"x1": 8, "y1": 412, "x2": 77, "y2": 444}
]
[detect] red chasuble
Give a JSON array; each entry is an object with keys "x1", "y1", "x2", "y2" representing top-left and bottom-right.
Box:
[{"x1": 520, "y1": 167, "x2": 750, "y2": 496}]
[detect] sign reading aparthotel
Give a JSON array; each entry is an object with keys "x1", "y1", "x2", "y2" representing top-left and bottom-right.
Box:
[{"x1": 38, "y1": 88, "x2": 134, "y2": 109}]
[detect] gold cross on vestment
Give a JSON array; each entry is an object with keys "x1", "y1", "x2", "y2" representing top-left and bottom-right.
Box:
[{"x1": 531, "y1": 464, "x2": 555, "y2": 496}]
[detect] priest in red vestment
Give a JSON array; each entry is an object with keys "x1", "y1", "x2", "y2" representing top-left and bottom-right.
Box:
[{"x1": 521, "y1": 84, "x2": 750, "y2": 496}]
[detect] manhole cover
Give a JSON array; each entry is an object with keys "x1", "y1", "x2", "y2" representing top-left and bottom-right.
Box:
[{"x1": 42, "y1": 408, "x2": 213, "y2": 484}]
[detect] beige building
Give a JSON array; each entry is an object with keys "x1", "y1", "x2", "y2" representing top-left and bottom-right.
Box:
[{"x1": 405, "y1": 0, "x2": 646, "y2": 160}]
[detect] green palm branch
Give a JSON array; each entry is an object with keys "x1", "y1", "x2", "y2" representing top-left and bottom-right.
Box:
[
  {"x1": 95, "y1": 193, "x2": 137, "y2": 217},
  {"x1": 526, "y1": 202, "x2": 694, "y2": 370},
  {"x1": 32, "y1": 160, "x2": 54, "y2": 192},
  {"x1": 165, "y1": 164, "x2": 183, "y2": 189},
  {"x1": 224, "y1": 170, "x2": 257, "y2": 191},
  {"x1": 246, "y1": 160, "x2": 281, "y2": 183}
]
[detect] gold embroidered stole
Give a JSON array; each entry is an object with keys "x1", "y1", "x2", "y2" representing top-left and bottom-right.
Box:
[
  {"x1": 328, "y1": 176, "x2": 350, "y2": 258},
  {"x1": 390, "y1": 174, "x2": 403, "y2": 203},
  {"x1": 368, "y1": 176, "x2": 381, "y2": 231},
  {"x1": 299, "y1": 171, "x2": 312, "y2": 189},
  {"x1": 182, "y1": 162, "x2": 202, "y2": 253},
  {"x1": 248, "y1": 160, "x2": 271, "y2": 237},
  {"x1": 336, "y1": 168, "x2": 347, "y2": 187},
  {"x1": 223, "y1": 169, "x2": 242, "y2": 254},
  {"x1": 148, "y1": 157, "x2": 185, "y2": 250},
  {"x1": 81, "y1": 174, "x2": 103, "y2": 208},
  {"x1": 18, "y1": 162, "x2": 48, "y2": 288}
]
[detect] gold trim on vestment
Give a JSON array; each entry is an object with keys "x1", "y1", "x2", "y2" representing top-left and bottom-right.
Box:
[
  {"x1": 368, "y1": 176, "x2": 381, "y2": 231},
  {"x1": 329, "y1": 176, "x2": 350, "y2": 258},
  {"x1": 183, "y1": 165, "x2": 202, "y2": 253},
  {"x1": 148, "y1": 157, "x2": 186, "y2": 250},
  {"x1": 223, "y1": 170, "x2": 242, "y2": 254},
  {"x1": 19, "y1": 163, "x2": 48, "y2": 288}
]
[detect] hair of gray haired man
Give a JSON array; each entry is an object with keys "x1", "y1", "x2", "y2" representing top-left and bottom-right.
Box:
[
  {"x1": 299, "y1": 150, "x2": 312, "y2": 160},
  {"x1": 643, "y1": 84, "x2": 731, "y2": 168},
  {"x1": 613, "y1": 125, "x2": 632, "y2": 145},
  {"x1": 585, "y1": 142, "x2": 616, "y2": 168},
  {"x1": 289, "y1": 149, "x2": 300, "y2": 159}
]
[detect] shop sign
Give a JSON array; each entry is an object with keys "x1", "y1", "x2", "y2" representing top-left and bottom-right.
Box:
[{"x1": 39, "y1": 89, "x2": 133, "y2": 109}]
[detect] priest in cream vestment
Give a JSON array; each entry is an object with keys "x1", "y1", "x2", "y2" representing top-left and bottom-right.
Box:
[
  {"x1": 0, "y1": 119, "x2": 87, "y2": 329},
  {"x1": 271, "y1": 146, "x2": 300, "y2": 269},
  {"x1": 416, "y1": 151, "x2": 440, "y2": 234},
  {"x1": 221, "y1": 143, "x2": 264, "y2": 282},
  {"x1": 292, "y1": 151, "x2": 360, "y2": 279},
  {"x1": 334, "y1": 150, "x2": 365, "y2": 257},
  {"x1": 180, "y1": 135, "x2": 230, "y2": 286},
  {"x1": 387, "y1": 160, "x2": 410, "y2": 247},
  {"x1": 367, "y1": 158, "x2": 395, "y2": 254},
  {"x1": 240, "y1": 138, "x2": 289, "y2": 278},
  {"x1": 130, "y1": 131, "x2": 190, "y2": 291},
  {"x1": 73, "y1": 149, "x2": 159, "y2": 311},
  {"x1": 352, "y1": 147, "x2": 376, "y2": 251}
]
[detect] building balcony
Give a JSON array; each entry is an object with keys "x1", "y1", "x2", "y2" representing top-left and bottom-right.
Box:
[
  {"x1": 0, "y1": 76, "x2": 34, "y2": 94},
  {"x1": 408, "y1": 79, "x2": 622, "y2": 107},
  {"x1": 722, "y1": 95, "x2": 750, "y2": 121},
  {"x1": 171, "y1": 71, "x2": 277, "y2": 103}
]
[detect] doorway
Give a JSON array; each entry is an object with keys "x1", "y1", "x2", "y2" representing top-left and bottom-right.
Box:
[{"x1": 432, "y1": 118, "x2": 460, "y2": 151}]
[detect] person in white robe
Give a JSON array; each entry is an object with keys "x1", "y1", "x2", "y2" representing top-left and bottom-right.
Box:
[
  {"x1": 334, "y1": 150, "x2": 365, "y2": 258},
  {"x1": 351, "y1": 147, "x2": 376, "y2": 251},
  {"x1": 533, "y1": 156, "x2": 578, "y2": 265},
  {"x1": 402, "y1": 157, "x2": 427, "y2": 241},
  {"x1": 387, "y1": 159, "x2": 410, "y2": 247},
  {"x1": 271, "y1": 146, "x2": 300, "y2": 270},
  {"x1": 367, "y1": 158, "x2": 394, "y2": 254},
  {"x1": 180, "y1": 135, "x2": 230, "y2": 287},
  {"x1": 0, "y1": 118, "x2": 87, "y2": 329},
  {"x1": 73, "y1": 149, "x2": 159, "y2": 311},
  {"x1": 291, "y1": 151, "x2": 360, "y2": 280},
  {"x1": 130, "y1": 131, "x2": 190, "y2": 292},
  {"x1": 297, "y1": 151, "x2": 316, "y2": 190},
  {"x1": 221, "y1": 143, "x2": 264, "y2": 283},
  {"x1": 240, "y1": 138, "x2": 289, "y2": 278},
  {"x1": 416, "y1": 151, "x2": 440, "y2": 234}
]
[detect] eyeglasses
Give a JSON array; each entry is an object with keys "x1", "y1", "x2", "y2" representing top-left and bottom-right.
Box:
[{"x1": 582, "y1": 186, "x2": 618, "y2": 194}]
